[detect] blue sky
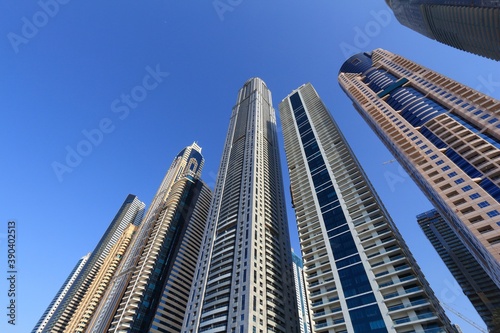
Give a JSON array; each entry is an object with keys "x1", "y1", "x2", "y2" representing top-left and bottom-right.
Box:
[{"x1": 1, "y1": 1, "x2": 498, "y2": 332}]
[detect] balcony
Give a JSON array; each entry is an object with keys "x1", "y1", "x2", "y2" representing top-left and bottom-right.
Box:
[
  {"x1": 393, "y1": 313, "x2": 438, "y2": 328},
  {"x1": 379, "y1": 275, "x2": 416, "y2": 288},
  {"x1": 387, "y1": 299, "x2": 429, "y2": 312},
  {"x1": 314, "y1": 317, "x2": 346, "y2": 331},
  {"x1": 383, "y1": 286, "x2": 422, "y2": 300}
]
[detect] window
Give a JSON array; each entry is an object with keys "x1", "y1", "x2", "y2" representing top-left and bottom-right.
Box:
[
  {"x1": 434, "y1": 177, "x2": 445, "y2": 184},
  {"x1": 351, "y1": 58, "x2": 361, "y2": 65},
  {"x1": 448, "y1": 172, "x2": 457, "y2": 177},
  {"x1": 454, "y1": 178, "x2": 465, "y2": 184},
  {"x1": 461, "y1": 207, "x2": 475, "y2": 214},
  {"x1": 469, "y1": 215, "x2": 484, "y2": 224},
  {"x1": 469, "y1": 193, "x2": 481, "y2": 199},
  {"x1": 441, "y1": 166, "x2": 450, "y2": 171},
  {"x1": 428, "y1": 171, "x2": 439, "y2": 177},
  {"x1": 487, "y1": 236, "x2": 500, "y2": 245},
  {"x1": 462, "y1": 185, "x2": 473, "y2": 192},
  {"x1": 487, "y1": 210, "x2": 500, "y2": 218},
  {"x1": 478, "y1": 226, "x2": 494, "y2": 234},
  {"x1": 478, "y1": 201, "x2": 490, "y2": 208},
  {"x1": 453, "y1": 198, "x2": 466, "y2": 206},
  {"x1": 440, "y1": 184, "x2": 452, "y2": 190},
  {"x1": 349, "y1": 304, "x2": 386, "y2": 333}
]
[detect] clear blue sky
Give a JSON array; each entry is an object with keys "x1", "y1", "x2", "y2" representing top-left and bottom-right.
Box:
[{"x1": 1, "y1": 1, "x2": 498, "y2": 332}]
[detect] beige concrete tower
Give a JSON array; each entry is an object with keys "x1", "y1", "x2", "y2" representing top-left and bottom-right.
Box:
[
  {"x1": 64, "y1": 224, "x2": 137, "y2": 332},
  {"x1": 87, "y1": 143, "x2": 211, "y2": 333},
  {"x1": 182, "y1": 78, "x2": 299, "y2": 333},
  {"x1": 339, "y1": 48, "x2": 500, "y2": 327},
  {"x1": 39, "y1": 194, "x2": 145, "y2": 333}
]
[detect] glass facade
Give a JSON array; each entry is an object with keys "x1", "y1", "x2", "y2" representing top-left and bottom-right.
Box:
[
  {"x1": 280, "y1": 82, "x2": 454, "y2": 332},
  {"x1": 290, "y1": 91, "x2": 386, "y2": 331}
]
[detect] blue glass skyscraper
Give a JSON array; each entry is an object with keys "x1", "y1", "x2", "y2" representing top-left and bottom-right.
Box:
[{"x1": 279, "y1": 82, "x2": 454, "y2": 332}]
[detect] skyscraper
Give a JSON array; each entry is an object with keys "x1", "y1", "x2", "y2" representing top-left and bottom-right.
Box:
[
  {"x1": 279, "y1": 82, "x2": 455, "y2": 332},
  {"x1": 182, "y1": 78, "x2": 299, "y2": 333},
  {"x1": 32, "y1": 253, "x2": 90, "y2": 333},
  {"x1": 338, "y1": 48, "x2": 500, "y2": 292},
  {"x1": 39, "y1": 194, "x2": 145, "y2": 333},
  {"x1": 417, "y1": 209, "x2": 500, "y2": 330},
  {"x1": 292, "y1": 251, "x2": 312, "y2": 333},
  {"x1": 87, "y1": 143, "x2": 212, "y2": 333},
  {"x1": 64, "y1": 224, "x2": 138, "y2": 333},
  {"x1": 385, "y1": 0, "x2": 500, "y2": 61}
]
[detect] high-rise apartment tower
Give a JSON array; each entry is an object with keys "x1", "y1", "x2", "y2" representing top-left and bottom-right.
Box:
[
  {"x1": 32, "y1": 253, "x2": 90, "y2": 333},
  {"x1": 39, "y1": 194, "x2": 145, "y2": 333},
  {"x1": 279, "y1": 82, "x2": 455, "y2": 332},
  {"x1": 182, "y1": 78, "x2": 299, "y2": 333},
  {"x1": 385, "y1": 0, "x2": 500, "y2": 61},
  {"x1": 292, "y1": 251, "x2": 312, "y2": 333},
  {"x1": 338, "y1": 48, "x2": 500, "y2": 293},
  {"x1": 417, "y1": 209, "x2": 500, "y2": 330},
  {"x1": 87, "y1": 143, "x2": 212, "y2": 333}
]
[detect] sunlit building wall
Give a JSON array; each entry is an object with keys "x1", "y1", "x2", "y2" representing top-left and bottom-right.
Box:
[{"x1": 338, "y1": 48, "x2": 500, "y2": 293}]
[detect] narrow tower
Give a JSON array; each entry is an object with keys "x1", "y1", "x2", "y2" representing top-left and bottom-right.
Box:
[
  {"x1": 31, "y1": 253, "x2": 90, "y2": 333},
  {"x1": 279, "y1": 83, "x2": 455, "y2": 332},
  {"x1": 292, "y1": 251, "x2": 312, "y2": 333},
  {"x1": 417, "y1": 209, "x2": 500, "y2": 330},
  {"x1": 40, "y1": 194, "x2": 145, "y2": 333},
  {"x1": 183, "y1": 78, "x2": 299, "y2": 333},
  {"x1": 87, "y1": 143, "x2": 212, "y2": 333}
]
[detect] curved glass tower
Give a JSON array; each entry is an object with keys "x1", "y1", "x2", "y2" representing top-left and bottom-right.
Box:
[
  {"x1": 386, "y1": 0, "x2": 500, "y2": 60},
  {"x1": 183, "y1": 78, "x2": 299, "y2": 333}
]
